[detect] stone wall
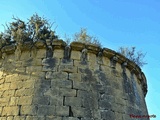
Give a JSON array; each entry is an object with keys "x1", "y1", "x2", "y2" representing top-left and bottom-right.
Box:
[{"x1": 0, "y1": 40, "x2": 148, "y2": 120}]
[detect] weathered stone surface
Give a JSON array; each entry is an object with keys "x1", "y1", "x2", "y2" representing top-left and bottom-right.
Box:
[
  {"x1": 10, "y1": 97, "x2": 19, "y2": 105},
  {"x1": 71, "y1": 51, "x2": 81, "y2": 60},
  {"x1": 59, "y1": 65, "x2": 77, "y2": 73},
  {"x1": 50, "y1": 96, "x2": 63, "y2": 106},
  {"x1": 71, "y1": 107, "x2": 85, "y2": 117},
  {"x1": 69, "y1": 73, "x2": 81, "y2": 81},
  {"x1": 65, "y1": 97, "x2": 82, "y2": 107},
  {"x1": 55, "y1": 79, "x2": 72, "y2": 88},
  {"x1": 0, "y1": 41, "x2": 148, "y2": 120},
  {"x1": 100, "y1": 110, "x2": 115, "y2": 120},
  {"x1": 56, "y1": 106, "x2": 69, "y2": 116},
  {"x1": 18, "y1": 96, "x2": 33, "y2": 105},
  {"x1": 37, "y1": 105, "x2": 56, "y2": 115},
  {"x1": 36, "y1": 49, "x2": 46, "y2": 58},
  {"x1": 73, "y1": 81, "x2": 89, "y2": 91},
  {"x1": 46, "y1": 72, "x2": 67, "y2": 80},
  {"x1": 70, "y1": 42, "x2": 85, "y2": 51},
  {"x1": 53, "y1": 49, "x2": 64, "y2": 58},
  {"x1": 2, "y1": 106, "x2": 19, "y2": 116},
  {"x1": 21, "y1": 105, "x2": 37, "y2": 115},
  {"x1": 62, "y1": 117, "x2": 79, "y2": 120},
  {"x1": 59, "y1": 88, "x2": 77, "y2": 97},
  {"x1": 0, "y1": 97, "x2": 10, "y2": 106}
]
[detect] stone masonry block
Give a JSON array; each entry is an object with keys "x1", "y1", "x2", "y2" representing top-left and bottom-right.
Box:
[
  {"x1": 62, "y1": 117, "x2": 79, "y2": 120},
  {"x1": 0, "y1": 117, "x2": 6, "y2": 120},
  {"x1": 25, "y1": 116, "x2": 44, "y2": 120},
  {"x1": 114, "y1": 89, "x2": 124, "y2": 98},
  {"x1": 0, "y1": 83, "x2": 10, "y2": 91},
  {"x1": 73, "y1": 60, "x2": 81, "y2": 66},
  {"x1": 46, "y1": 72, "x2": 68, "y2": 80},
  {"x1": 102, "y1": 56, "x2": 110, "y2": 66},
  {"x1": 46, "y1": 116, "x2": 62, "y2": 120},
  {"x1": 2, "y1": 106, "x2": 19, "y2": 116},
  {"x1": 22, "y1": 58, "x2": 33, "y2": 66},
  {"x1": 72, "y1": 107, "x2": 85, "y2": 117},
  {"x1": 7, "y1": 116, "x2": 14, "y2": 120},
  {"x1": 18, "y1": 74, "x2": 30, "y2": 81},
  {"x1": 32, "y1": 58, "x2": 42, "y2": 66},
  {"x1": 26, "y1": 66, "x2": 42, "y2": 73},
  {"x1": 116, "y1": 63, "x2": 122, "y2": 72},
  {"x1": 59, "y1": 65, "x2": 77, "y2": 73},
  {"x1": 53, "y1": 49, "x2": 64, "y2": 58},
  {"x1": 0, "y1": 79, "x2": 4, "y2": 85},
  {"x1": 69, "y1": 73, "x2": 81, "y2": 81},
  {"x1": 99, "y1": 94, "x2": 115, "y2": 103},
  {"x1": 65, "y1": 97, "x2": 82, "y2": 107},
  {"x1": 15, "y1": 88, "x2": 34, "y2": 96},
  {"x1": 50, "y1": 96, "x2": 63, "y2": 106},
  {"x1": 99, "y1": 100, "x2": 112, "y2": 110},
  {"x1": 33, "y1": 96, "x2": 50, "y2": 105},
  {"x1": 42, "y1": 66, "x2": 58, "y2": 72},
  {"x1": 10, "y1": 81, "x2": 23, "y2": 90},
  {"x1": 0, "y1": 71, "x2": 4, "y2": 79},
  {"x1": 22, "y1": 80, "x2": 35, "y2": 89},
  {"x1": 21, "y1": 105, "x2": 37, "y2": 115},
  {"x1": 115, "y1": 112, "x2": 123, "y2": 120},
  {"x1": 36, "y1": 49, "x2": 46, "y2": 58},
  {"x1": 0, "y1": 107, "x2": 2, "y2": 114},
  {"x1": 22, "y1": 58, "x2": 42, "y2": 66},
  {"x1": 42, "y1": 58, "x2": 57, "y2": 66},
  {"x1": 115, "y1": 97, "x2": 127, "y2": 106},
  {"x1": 31, "y1": 71, "x2": 46, "y2": 78},
  {"x1": 14, "y1": 61, "x2": 22, "y2": 67},
  {"x1": 71, "y1": 51, "x2": 81, "y2": 60},
  {"x1": 13, "y1": 116, "x2": 26, "y2": 120},
  {"x1": 112, "y1": 103, "x2": 126, "y2": 114},
  {"x1": 10, "y1": 97, "x2": 19, "y2": 106},
  {"x1": 20, "y1": 51, "x2": 31, "y2": 60},
  {"x1": 55, "y1": 80, "x2": 72, "y2": 89},
  {"x1": 59, "y1": 88, "x2": 76, "y2": 97},
  {"x1": 73, "y1": 81, "x2": 89, "y2": 91},
  {"x1": 0, "y1": 97, "x2": 10, "y2": 106},
  {"x1": 56, "y1": 106, "x2": 69, "y2": 117},
  {"x1": 18, "y1": 96, "x2": 33, "y2": 105},
  {"x1": 44, "y1": 88, "x2": 59, "y2": 97},
  {"x1": 100, "y1": 110, "x2": 115, "y2": 120},
  {"x1": 0, "y1": 91, "x2": 3, "y2": 97},
  {"x1": 2, "y1": 90, "x2": 15, "y2": 97},
  {"x1": 37, "y1": 105, "x2": 56, "y2": 116},
  {"x1": 0, "y1": 78, "x2": 5, "y2": 85},
  {"x1": 87, "y1": 53, "x2": 96, "y2": 62},
  {"x1": 15, "y1": 67, "x2": 26, "y2": 73}
]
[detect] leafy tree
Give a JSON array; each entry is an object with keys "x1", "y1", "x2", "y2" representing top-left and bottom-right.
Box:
[{"x1": 118, "y1": 46, "x2": 147, "y2": 67}]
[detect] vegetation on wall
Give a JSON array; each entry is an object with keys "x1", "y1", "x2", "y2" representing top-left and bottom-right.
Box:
[
  {"x1": 118, "y1": 46, "x2": 147, "y2": 67},
  {"x1": 73, "y1": 28, "x2": 101, "y2": 47},
  {"x1": 0, "y1": 14, "x2": 58, "y2": 48},
  {"x1": 0, "y1": 14, "x2": 147, "y2": 68}
]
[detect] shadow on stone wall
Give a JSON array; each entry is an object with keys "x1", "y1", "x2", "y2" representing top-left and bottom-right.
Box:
[{"x1": 0, "y1": 40, "x2": 149, "y2": 120}]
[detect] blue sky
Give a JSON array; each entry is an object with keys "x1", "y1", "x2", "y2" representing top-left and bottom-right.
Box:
[{"x1": 0, "y1": 0, "x2": 159, "y2": 119}]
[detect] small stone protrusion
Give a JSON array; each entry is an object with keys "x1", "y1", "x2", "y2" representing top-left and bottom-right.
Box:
[
  {"x1": 46, "y1": 39, "x2": 53, "y2": 58},
  {"x1": 63, "y1": 45, "x2": 71, "y2": 63},
  {"x1": 81, "y1": 48, "x2": 88, "y2": 64},
  {"x1": 97, "y1": 51, "x2": 103, "y2": 64},
  {"x1": 15, "y1": 45, "x2": 21, "y2": 60},
  {"x1": 122, "y1": 61, "x2": 128, "y2": 72},
  {"x1": 110, "y1": 56, "x2": 118, "y2": 68}
]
